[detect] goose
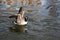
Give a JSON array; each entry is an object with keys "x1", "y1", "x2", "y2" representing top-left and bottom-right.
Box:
[{"x1": 9, "y1": 7, "x2": 28, "y2": 25}]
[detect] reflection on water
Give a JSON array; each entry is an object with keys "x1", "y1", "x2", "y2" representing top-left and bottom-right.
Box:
[
  {"x1": 9, "y1": 24, "x2": 28, "y2": 33},
  {"x1": 46, "y1": 0, "x2": 58, "y2": 17},
  {"x1": 48, "y1": 5, "x2": 57, "y2": 17}
]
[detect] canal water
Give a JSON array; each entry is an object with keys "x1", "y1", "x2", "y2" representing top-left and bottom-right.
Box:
[{"x1": 0, "y1": 0, "x2": 60, "y2": 40}]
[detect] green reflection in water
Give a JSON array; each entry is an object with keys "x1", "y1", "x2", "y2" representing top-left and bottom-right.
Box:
[{"x1": 9, "y1": 24, "x2": 28, "y2": 33}]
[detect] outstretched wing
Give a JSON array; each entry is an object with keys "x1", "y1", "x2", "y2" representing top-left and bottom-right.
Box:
[{"x1": 9, "y1": 15, "x2": 17, "y2": 18}]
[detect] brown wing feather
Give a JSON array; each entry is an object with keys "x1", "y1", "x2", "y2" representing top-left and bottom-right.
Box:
[{"x1": 9, "y1": 15, "x2": 17, "y2": 18}]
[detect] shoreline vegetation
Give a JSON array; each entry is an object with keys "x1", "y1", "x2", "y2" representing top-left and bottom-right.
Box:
[{"x1": 0, "y1": 0, "x2": 42, "y2": 6}]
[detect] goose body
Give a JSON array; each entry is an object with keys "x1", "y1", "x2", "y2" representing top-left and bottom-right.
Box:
[
  {"x1": 14, "y1": 21, "x2": 27, "y2": 25},
  {"x1": 9, "y1": 7, "x2": 28, "y2": 32},
  {"x1": 14, "y1": 14, "x2": 28, "y2": 25},
  {"x1": 9, "y1": 7, "x2": 28, "y2": 25}
]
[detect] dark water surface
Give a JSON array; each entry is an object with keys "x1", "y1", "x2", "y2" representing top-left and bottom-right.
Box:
[{"x1": 0, "y1": 0, "x2": 60, "y2": 40}]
